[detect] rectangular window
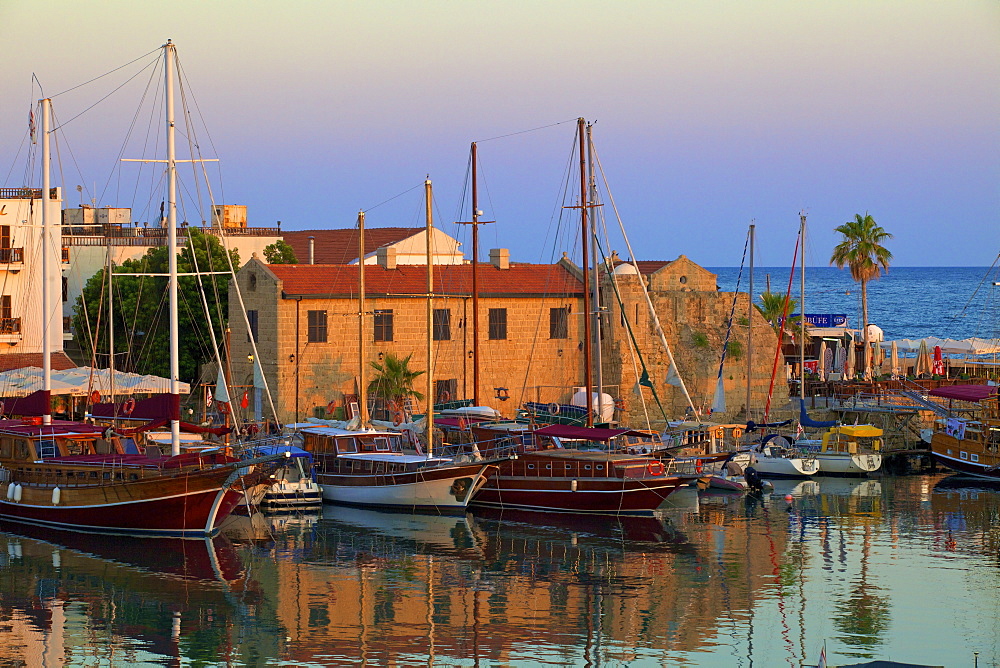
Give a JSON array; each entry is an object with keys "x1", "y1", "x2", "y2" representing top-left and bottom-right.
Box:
[
  {"x1": 247, "y1": 309, "x2": 259, "y2": 343},
  {"x1": 549, "y1": 307, "x2": 568, "y2": 339},
  {"x1": 374, "y1": 309, "x2": 393, "y2": 342},
  {"x1": 307, "y1": 310, "x2": 328, "y2": 343},
  {"x1": 488, "y1": 308, "x2": 507, "y2": 340},
  {"x1": 435, "y1": 378, "x2": 458, "y2": 404},
  {"x1": 433, "y1": 308, "x2": 451, "y2": 341}
]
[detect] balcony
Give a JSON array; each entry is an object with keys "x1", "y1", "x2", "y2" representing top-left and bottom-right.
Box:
[
  {"x1": 0, "y1": 317, "x2": 21, "y2": 342},
  {"x1": 0, "y1": 248, "x2": 24, "y2": 265}
]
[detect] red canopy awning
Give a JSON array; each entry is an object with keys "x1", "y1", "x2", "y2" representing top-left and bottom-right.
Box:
[
  {"x1": 534, "y1": 424, "x2": 652, "y2": 441},
  {"x1": 928, "y1": 384, "x2": 1000, "y2": 403}
]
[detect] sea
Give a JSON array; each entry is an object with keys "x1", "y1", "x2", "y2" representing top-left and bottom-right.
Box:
[
  {"x1": 711, "y1": 266, "x2": 1000, "y2": 342},
  {"x1": 1, "y1": 266, "x2": 999, "y2": 667}
]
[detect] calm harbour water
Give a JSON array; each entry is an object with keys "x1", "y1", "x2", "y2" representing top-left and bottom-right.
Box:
[
  {"x1": 711, "y1": 266, "x2": 1000, "y2": 342},
  {"x1": 1, "y1": 474, "x2": 998, "y2": 666}
]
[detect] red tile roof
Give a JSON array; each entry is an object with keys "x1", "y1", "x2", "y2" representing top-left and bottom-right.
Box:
[
  {"x1": 283, "y1": 228, "x2": 424, "y2": 265},
  {"x1": 0, "y1": 352, "x2": 76, "y2": 373},
  {"x1": 268, "y1": 263, "x2": 583, "y2": 298}
]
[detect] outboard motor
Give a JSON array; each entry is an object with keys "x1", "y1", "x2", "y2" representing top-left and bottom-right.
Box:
[{"x1": 744, "y1": 466, "x2": 764, "y2": 493}]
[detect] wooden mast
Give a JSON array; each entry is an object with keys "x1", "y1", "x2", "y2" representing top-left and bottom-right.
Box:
[
  {"x1": 456, "y1": 143, "x2": 493, "y2": 406},
  {"x1": 425, "y1": 178, "x2": 434, "y2": 457},
  {"x1": 587, "y1": 122, "x2": 604, "y2": 423},
  {"x1": 40, "y1": 97, "x2": 52, "y2": 425},
  {"x1": 577, "y1": 118, "x2": 593, "y2": 426},
  {"x1": 746, "y1": 223, "x2": 755, "y2": 422},
  {"x1": 358, "y1": 210, "x2": 368, "y2": 424}
]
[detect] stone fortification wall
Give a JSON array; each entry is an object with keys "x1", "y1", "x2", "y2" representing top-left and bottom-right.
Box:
[{"x1": 603, "y1": 272, "x2": 788, "y2": 427}]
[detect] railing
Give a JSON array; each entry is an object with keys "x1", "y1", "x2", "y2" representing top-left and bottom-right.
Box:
[
  {"x1": 0, "y1": 318, "x2": 21, "y2": 334},
  {"x1": 0, "y1": 188, "x2": 57, "y2": 199},
  {"x1": 0, "y1": 248, "x2": 23, "y2": 264},
  {"x1": 63, "y1": 226, "x2": 282, "y2": 245}
]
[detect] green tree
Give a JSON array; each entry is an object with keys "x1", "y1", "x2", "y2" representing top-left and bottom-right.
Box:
[
  {"x1": 72, "y1": 228, "x2": 239, "y2": 382},
  {"x1": 368, "y1": 353, "x2": 425, "y2": 418},
  {"x1": 830, "y1": 213, "x2": 892, "y2": 378},
  {"x1": 263, "y1": 239, "x2": 298, "y2": 264},
  {"x1": 754, "y1": 291, "x2": 800, "y2": 335}
]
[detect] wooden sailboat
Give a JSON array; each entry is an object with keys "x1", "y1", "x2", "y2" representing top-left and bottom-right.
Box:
[
  {"x1": 465, "y1": 119, "x2": 694, "y2": 515},
  {"x1": 928, "y1": 384, "x2": 1000, "y2": 479},
  {"x1": 0, "y1": 41, "x2": 280, "y2": 536},
  {"x1": 300, "y1": 180, "x2": 498, "y2": 513}
]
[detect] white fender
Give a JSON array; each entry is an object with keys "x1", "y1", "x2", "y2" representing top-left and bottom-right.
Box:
[
  {"x1": 13, "y1": 484, "x2": 22, "y2": 502},
  {"x1": 52, "y1": 487, "x2": 61, "y2": 505},
  {"x1": 5, "y1": 484, "x2": 13, "y2": 500}
]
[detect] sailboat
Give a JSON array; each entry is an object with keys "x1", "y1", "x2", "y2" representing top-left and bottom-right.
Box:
[
  {"x1": 0, "y1": 41, "x2": 281, "y2": 536},
  {"x1": 464, "y1": 119, "x2": 695, "y2": 515},
  {"x1": 298, "y1": 180, "x2": 498, "y2": 513}
]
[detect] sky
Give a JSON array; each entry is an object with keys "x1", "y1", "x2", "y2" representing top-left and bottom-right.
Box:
[{"x1": 2, "y1": 0, "x2": 998, "y2": 267}]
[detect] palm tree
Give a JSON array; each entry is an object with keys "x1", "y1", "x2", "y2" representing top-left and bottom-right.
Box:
[
  {"x1": 830, "y1": 213, "x2": 893, "y2": 379},
  {"x1": 755, "y1": 291, "x2": 800, "y2": 336},
  {"x1": 368, "y1": 352, "x2": 425, "y2": 419}
]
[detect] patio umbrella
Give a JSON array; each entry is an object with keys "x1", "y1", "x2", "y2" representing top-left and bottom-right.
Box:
[
  {"x1": 915, "y1": 339, "x2": 932, "y2": 377},
  {"x1": 833, "y1": 339, "x2": 844, "y2": 373},
  {"x1": 932, "y1": 345, "x2": 945, "y2": 376},
  {"x1": 890, "y1": 340, "x2": 899, "y2": 379},
  {"x1": 845, "y1": 337, "x2": 856, "y2": 378},
  {"x1": 818, "y1": 339, "x2": 828, "y2": 382}
]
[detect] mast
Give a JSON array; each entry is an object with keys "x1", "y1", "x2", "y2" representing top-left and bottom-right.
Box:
[
  {"x1": 358, "y1": 210, "x2": 368, "y2": 424},
  {"x1": 41, "y1": 97, "x2": 52, "y2": 426},
  {"x1": 746, "y1": 223, "x2": 755, "y2": 422},
  {"x1": 470, "y1": 144, "x2": 480, "y2": 406},
  {"x1": 587, "y1": 122, "x2": 603, "y2": 423},
  {"x1": 425, "y1": 178, "x2": 434, "y2": 458},
  {"x1": 577, "y1": 118, "x2": 593, "y2": 426},
  {"x1": 456, "y1": 143, "x2": 493, "y2": 406},
  {"x1": 165, "y1": 39, "x2": 181, "y2": 456},
  {"x1": 799, "y1": 212, "x2": 806, "y2": 404}
]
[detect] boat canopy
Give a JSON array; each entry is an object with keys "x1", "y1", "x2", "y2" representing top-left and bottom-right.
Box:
[
  {"x1": 533, "y1": 424, "x2": 651, "y2": 441},
  {"x1": 928, "y1": 384, "x2": 1000, "y2": 403},
  {"x1": 827, "y1": 424, "x2": 883, "y2": 438}
]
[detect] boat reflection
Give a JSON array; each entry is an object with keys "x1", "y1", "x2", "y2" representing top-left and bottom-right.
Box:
[{"x1": 0, "y1": 520, "x2": 257, "y2": 665}]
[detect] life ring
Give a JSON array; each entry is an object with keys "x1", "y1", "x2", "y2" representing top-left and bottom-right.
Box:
[
  {"x1": 123, "y1": 397, "x2": 136, "y2": 415},
  {"x1": 90, "y1": 390, "x2": 101, "y2": 404},
  {"x1": 326, "y1": 400, "x2": 337, "y2": 415},
  {"x1": 713, "y1": 427, "x2": 725, "y2": 439},
  {"x1": 732, "y1": 427, "x2": 743, "y2": 439},
  {"x1": 695, "y1": 459, "x2": 704, "y2": 474},
  {"x1": 547, "y1": 403, "x2": 561, "y2": 416},
  {"x1": 646, "y1": 459, "x2": 665, "y2": 476},
  {"x1": 614, "y1": 398, "x2": 625, "y2": 411},
  {"x1": 392, "y1": 410, "x2": 404, "y2": 426},
  {"x1": 247, "y1": 423, "x2": 260, "y2": 436},
  {"x1": 438, "y1": 390, "x2": 451, "y2": 404}
]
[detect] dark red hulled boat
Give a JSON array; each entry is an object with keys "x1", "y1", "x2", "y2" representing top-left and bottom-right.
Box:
[
  {"x1": 469, "y1": 424, "x2": 694, "y2": 515},
  {"x1": 0, "y1": 418, "x2": 275, "y2": 536}
]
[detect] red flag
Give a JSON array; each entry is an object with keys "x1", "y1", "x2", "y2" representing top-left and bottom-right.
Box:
[{"x1": 240, "y1": 391, "x2": 249, "y2": 409}]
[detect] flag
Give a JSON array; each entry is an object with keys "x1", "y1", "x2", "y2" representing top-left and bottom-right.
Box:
[
  {"x1": 665, "y1": 363, "x2": 682, "y2": 388},
  {"x1": 29, "y1": 108, "x2": 36, "y2": 144},
  {"x1": 206, "y1": 388, "x2": 214, "y2": 407},
  {"x1": 240, "y1": 390, "x2": 249, "y2": 409}
]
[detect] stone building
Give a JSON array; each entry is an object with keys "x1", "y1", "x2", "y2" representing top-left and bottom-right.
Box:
[
  {"x1": 228, "y1": 239, "x2": 785, "y2": 426},
  {"x1": 229, "y1": 251, "x2": 587, "y2": 424}
]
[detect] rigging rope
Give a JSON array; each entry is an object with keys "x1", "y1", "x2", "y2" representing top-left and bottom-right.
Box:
[
  {"x1": 764, "y1": 231, "x2": 801, "y2": 421},
  {"x1": 712, "y1": 229, "x2": 750, "y2": 412}
]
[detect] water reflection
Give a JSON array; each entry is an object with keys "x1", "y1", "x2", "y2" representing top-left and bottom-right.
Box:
[{"x1": 0, "y1": 476, "x2": 997, "y2": 666}]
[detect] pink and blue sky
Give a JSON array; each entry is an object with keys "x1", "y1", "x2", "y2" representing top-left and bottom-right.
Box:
[{"x1": 3, "y1": 1, "x2": 998, "y2": 266}]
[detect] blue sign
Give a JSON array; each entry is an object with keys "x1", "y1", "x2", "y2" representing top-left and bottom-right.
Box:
[{"x1": 789, "y1": 314, "x2": 848, "y2": 328}]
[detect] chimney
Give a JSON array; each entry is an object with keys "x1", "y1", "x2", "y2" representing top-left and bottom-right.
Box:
[
  {"x1": 489, "y1": 248, "x2": 509, "y2": 270},
  {"x1": 308, "y1": 236, "x2": 315, "y2": 265},
  {"x1": 377, "y1": 246, "x2": 397, "y2": 269}
]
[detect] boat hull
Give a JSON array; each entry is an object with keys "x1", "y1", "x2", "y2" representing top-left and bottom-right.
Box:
[
  {"x1": 470, "y1": 454, "x2": 691, "y2": 515},
  {"x1": 813, "y1": 452, "x2": 882, "y2": 477},
  {"x1": 0, "y1": 466, "x2": 249, "y2": 537},
  {"x1": 930, "y1": 432, "x2": 1000, "y2": 480},
  {"x1": 750, "y1": 456, "x2": 818, "y2": 479},
  {"x1": 317, "y1": 462, "x2": 493, "y2": 513}
]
